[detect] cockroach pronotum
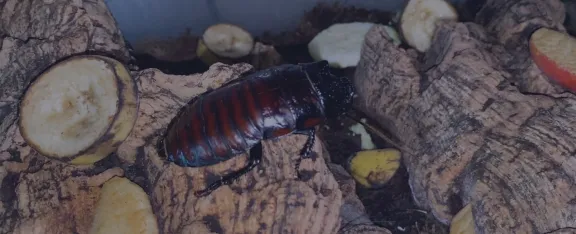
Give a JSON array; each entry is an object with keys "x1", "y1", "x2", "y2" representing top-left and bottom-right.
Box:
[{"x1": 157, "y1": 60, "x2": 355, "y2": 196}]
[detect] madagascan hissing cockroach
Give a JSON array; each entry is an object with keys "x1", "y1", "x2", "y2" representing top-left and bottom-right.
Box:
[{"x1": 157, "y1": 60, "x2": 355, "y2": 196}]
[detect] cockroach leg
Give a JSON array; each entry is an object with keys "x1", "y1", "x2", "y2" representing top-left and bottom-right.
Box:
[
  {"x1": 298, "y1": 128, "x2": 316, "y2": 159},
  {"x1": 293, "y1": 128, "x2": 316, "y2": 179},
  {"x1": 195, "y1": 142, "x2": 263, "y2": 197}
]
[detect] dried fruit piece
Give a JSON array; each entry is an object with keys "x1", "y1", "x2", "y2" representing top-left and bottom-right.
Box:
[
  {"x1": 383, "y1": 25, "x2": 402, "y2": 46},
  {"x1": 347, "y1": 148, "x2": 401, "y2": 188},
  {"x1": 89, "y1": 177, "x2": 158, "y2": 234},
  {"x1": 196, "y1": 39, "x2": 231, "y2": 66},
  {"x1": 202, "y1": 23, "x2": 254, "y2": 59},
  {"x1": 308, "y1": 22, "x2": 398, "y2": 68},
  {"x1": 450, "y1": 204, "x2": 476, "y2": 234},
  {"x1": 529, "y1": 27, "x2": 576, "y2": 91},
  {"x1": 400, "y1": 0, "x2": 458, "y2": 52},
  {"x1": 349, "y1": 123, "x2": 376, "y2": 150},
  {"x1": 18, "y1": 55, "x2": 138, "y2": 165}
]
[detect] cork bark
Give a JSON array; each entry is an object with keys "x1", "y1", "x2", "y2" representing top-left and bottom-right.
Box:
[
  {"x1": 0, "y1": 0, "x2": 392, "y2": 233},
  {"x1": 1, "y1": 59, "x2": 390, "y2": 233},
  {"x1": 328, "y1": 164, "x2": 392, "y2": 234},
  {"x1": 475, "y1": 0, "x2": 568, "y2": 95},
  {"x1": 0, "y1": 0, "x2": 130, "y2": 233},
  {"x1": 117, "y1": 63, "x2": 390, "y2": 234},
  {"x1": 0, "y1": 0, "x2": 132, "y2": 144},
  {"x1": 353, "y1": 0, "x2": 576, "y2": 233},
  {"x1": 0, "y1": 126, "x2": 124, "y2": 234}
]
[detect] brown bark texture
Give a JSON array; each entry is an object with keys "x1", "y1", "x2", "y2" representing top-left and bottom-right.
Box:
[
  {"x1": 248, "y1": 42, "x2": 284, "y2": 70},
  {"x1": 0, "y1": 0, "x2": 132, "y2": 144},
  {"x1": 1, "y1": 0, "x2": 390, "y2": 233},
  {"x1": 117, "y1": 63, "x2": 390, "y2": 234},
  {"x1": 328, "y1": 164, "x2": 392, "y2": 234},
  {"x1": 0, "y1": 0, "x2": 131, "y2": 233},
  {"x1": 354, "y1": 0, "x2": 576, "y2": 233},
  {"x1": 0, "y1": 61, "x2": 390, "y2": 234},
  {"x1": 0, "y1": 127, "x2": 124, "y2": 234},
  {"x1": 475, "y1": 0, "x2": 568, "y2": 95}
]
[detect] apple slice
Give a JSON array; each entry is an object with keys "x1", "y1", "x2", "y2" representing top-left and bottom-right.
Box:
[
  {"x1": 18, "y1": 55, "x2": 139, "y2": 165},
  {"x1": 450, "y1": 204, "x2": 476, "y2": 234},
  {"x1": 529, "y1": 27, "x2": 576, "y2": 91}
]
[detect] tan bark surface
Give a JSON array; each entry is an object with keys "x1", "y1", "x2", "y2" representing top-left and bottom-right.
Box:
[
  {"x1": 475, "y1": 0, "x2": 569, "y2": 96},
  {"x1": 249, "y1": 42, "x2": 284, "y2": 70},
  {"x1": 328, "y1": 164, "x2": 391, "y2": 234},
  {"x1": 0, "y1": 1, "x2": 392, "y2": 233},
  {"x1": 0, "y1": 0, "x2": 131, "y2": 144},
  {"x1": 118, "y1": 63, "x2": 389, "y2": 234},
  {"x1": 0, "y1": 0, "x2": 130, "y2": 233},
  {"x1": 0, "y1": 123, "x2": 125, "y2": 234},
  {"x1": 1, "y1": 58, "x2": 389, "y2": 234},
  {"x1": 353, "y1": 1, "x2": 576, "y2": 233}
]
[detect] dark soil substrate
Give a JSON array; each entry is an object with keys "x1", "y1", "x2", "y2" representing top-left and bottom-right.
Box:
[
  {"x1": 564, "y1": 0, "x2": 576, "y2": 36},
  {"x1": 132, "y1": 53, "x2": 209, "y2": 75},
  {"x1": 258, "y1": 2, "x2": 401, "y2": 47},
  {"x1": 319, "y1": 113, "x2": 448, "y2": 234}
]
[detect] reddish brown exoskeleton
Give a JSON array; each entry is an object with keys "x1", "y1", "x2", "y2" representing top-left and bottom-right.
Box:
[{"x1": 157, "y1": 60, "x2": 355, "y2": 196}]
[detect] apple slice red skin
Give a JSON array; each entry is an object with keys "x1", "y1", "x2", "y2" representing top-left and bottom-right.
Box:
[{"x1": 529, "y1": 31, "x2": 576, "y2": 92}]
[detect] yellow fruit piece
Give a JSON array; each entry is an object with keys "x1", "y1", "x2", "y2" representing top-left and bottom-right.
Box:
[
  {"x1": 202, "y1": 23, "x2": 254, "y2": 59},
  {"x1": 400, "y1": 0, "x2": 458, "y2": 52},
  {"x1": 348, "y1": 148, "x2": 401, "y2": 188},
  {"x1": 18, "y1": 55, "x2": 139, "y2": 165},
  {"x1": 450, "y1": 204, "x2": 475, "y2": 234},
  {"x1": 89, "y1": 177, "x2": 158, "y2": 234},
  {"x1": 197, "y1": 39, "x2": 223, "y2": 66}
]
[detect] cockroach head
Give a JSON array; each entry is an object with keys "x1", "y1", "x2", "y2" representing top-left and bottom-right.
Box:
[{"x1": 302, "y1": 60, "x2": 355, "y2": 118}]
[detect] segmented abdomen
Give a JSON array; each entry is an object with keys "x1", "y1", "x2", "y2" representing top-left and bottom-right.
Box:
[{"x1": 163, "y1": 75, "x2": 312, "y2": 167}]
